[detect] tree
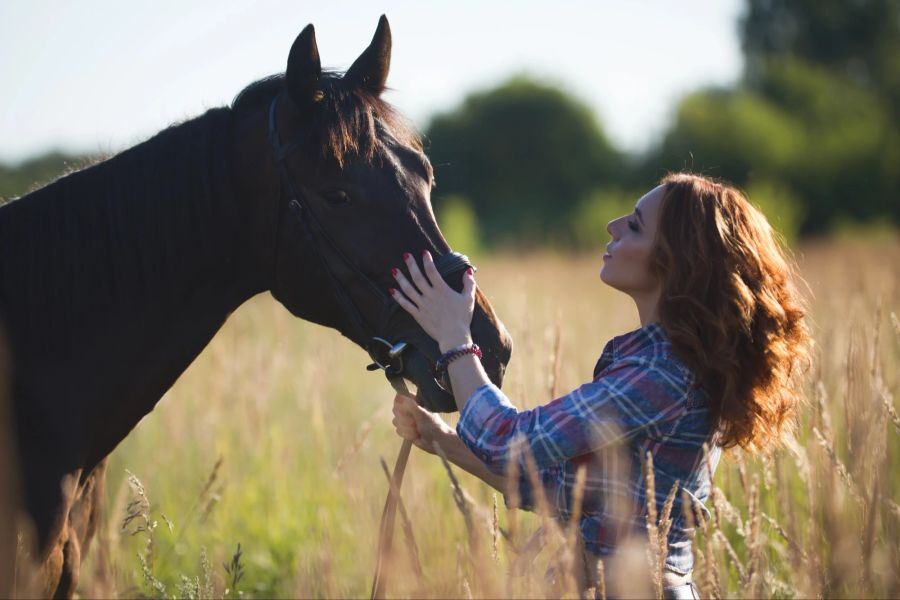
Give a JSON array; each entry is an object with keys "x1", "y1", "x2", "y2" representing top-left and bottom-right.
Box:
[
  {"x1": 425, "y1": 76, "x2": 621, "y2": 245},
  {"x1": 741, "y1": 0, "x2": 900, "y2": 107},
  {"x1": 643, "y1": 1, "x2": 900, "y2": 235},
  {"x1": 0, "y1": 152, "x2": 94, "y2": 202}
]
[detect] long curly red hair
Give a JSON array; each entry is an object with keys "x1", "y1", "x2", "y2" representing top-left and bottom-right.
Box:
[{"x1": 650, "y1": 173, "x2": 812, "y2": 452}]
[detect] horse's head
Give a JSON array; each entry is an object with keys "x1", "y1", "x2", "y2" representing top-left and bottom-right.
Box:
[{"x1": 232, "y1": 17, "x2": 511, "y2": 412}]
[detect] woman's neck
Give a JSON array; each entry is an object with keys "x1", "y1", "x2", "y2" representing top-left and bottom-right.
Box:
[{"x1": 633, "y1": 288, "x2": 661, "y2": 327}]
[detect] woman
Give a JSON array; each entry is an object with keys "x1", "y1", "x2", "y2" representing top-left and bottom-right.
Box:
[{"x1": 388, "y1": 173, "x2": 810, "y2": 599}]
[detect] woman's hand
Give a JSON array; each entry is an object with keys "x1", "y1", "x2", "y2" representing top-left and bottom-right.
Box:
[
  {"x1": 392, "y1": 393, "x2": 455, "y2": 453},
  {"x1": 389, "y1": 251, "x2": 477, "y2": 352}
]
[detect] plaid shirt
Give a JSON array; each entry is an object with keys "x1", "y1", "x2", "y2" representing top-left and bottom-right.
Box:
[{"x1": 456, "y1": 321, "x2": 720, "y2": 574}]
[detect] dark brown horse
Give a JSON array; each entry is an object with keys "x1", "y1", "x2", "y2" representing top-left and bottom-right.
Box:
[{"x1": 0, "y1": 17, "x2": 512, "y2": 597}]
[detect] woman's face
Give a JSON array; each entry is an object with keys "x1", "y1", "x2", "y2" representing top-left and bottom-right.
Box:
[{"x1": 599, "y1": 184, "x2": 665, "y2": 296}]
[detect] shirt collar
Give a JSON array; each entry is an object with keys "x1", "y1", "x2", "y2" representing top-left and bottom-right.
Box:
[{"x1": 612, "y1": 320, "x2": 667, "y2": 359}]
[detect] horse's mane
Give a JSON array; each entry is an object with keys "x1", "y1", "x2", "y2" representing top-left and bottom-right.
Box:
[
  {"x1": 0, "y1": 108, "x2": 237, "y2": 327},
  {"x1": 232, "y1": 71, "x2": 423, "y2": 167},
  {"x1": 0, "y1": 70, "x2": 423, "y2": 330}
]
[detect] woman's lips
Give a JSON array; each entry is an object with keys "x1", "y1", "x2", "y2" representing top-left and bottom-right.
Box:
[{"x1": 603, "y1": 252, "x2": 612, "y2": 259}]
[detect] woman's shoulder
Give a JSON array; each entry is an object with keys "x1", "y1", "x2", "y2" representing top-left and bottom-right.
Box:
[{"x1": 593, "y1": 325, "x2": 709, "y2": 409}]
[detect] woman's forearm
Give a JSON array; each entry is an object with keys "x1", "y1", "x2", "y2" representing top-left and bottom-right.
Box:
[
  {"x1": 433, "y1": 428, "x2": 507, "y2": 493},
  {"x1": 438, "y1": 336, "x2": 492, "y2": 413}
]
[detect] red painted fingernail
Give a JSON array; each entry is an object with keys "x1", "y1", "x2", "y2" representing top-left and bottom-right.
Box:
[
  {"x1": 421, "y1": 249, "x2": 429, "y2": 257},
  {"x1": 466, "y1": 267, "x2": 473, "y2": 275},
  {"x1": 389, "y1": 288, "x2": 397, "y2": 296},
  {"x1": 391, "y1": 268, "x2": 399, "y2": 277},
  {"x1": 403, "y1": 252, "x2": 411, "y2": 260}
]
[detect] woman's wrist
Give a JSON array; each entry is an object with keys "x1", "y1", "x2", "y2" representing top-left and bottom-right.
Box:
[
  {"x1": 427, "y1": 421, "x2": 457, "y2": 453},
  {"x1": 438, "y1": 332, "x2": 474, "y2": 353}
]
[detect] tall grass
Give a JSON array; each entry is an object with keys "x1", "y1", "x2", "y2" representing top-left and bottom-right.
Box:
[{"x1": 61, "y1": 238, "x2": 900, "y2": 598}]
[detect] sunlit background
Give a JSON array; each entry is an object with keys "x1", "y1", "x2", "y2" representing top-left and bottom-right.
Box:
[
  {"x1": 0, "y1": 0, "x2": 743, "y2": 160},
  {"x1": 2, "y1": 2, "x2": 899, "y2": 598},
  {"x1": 3, "y1": 0, "x2": 898, "y2": 248}
]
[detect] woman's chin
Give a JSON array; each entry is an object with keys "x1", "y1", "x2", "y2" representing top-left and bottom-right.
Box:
[
  {"x1": 599, "y1": 267, "x2": 611, "y2": 285},
  {"x1": 599, "y1": 269, "x2": 623, "y2": 292}
]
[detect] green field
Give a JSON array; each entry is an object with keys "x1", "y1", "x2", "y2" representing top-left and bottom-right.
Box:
[{"x1": 54, "y1": 238, "x2": 900, "y2": 598}]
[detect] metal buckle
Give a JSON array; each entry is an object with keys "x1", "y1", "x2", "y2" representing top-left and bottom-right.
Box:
[
  {"x1": 366, "y1": 337, "x2": 408, "y2": 377},
  {"x1": 434, "y1": 369, "x2": 452, "y2": 393}
]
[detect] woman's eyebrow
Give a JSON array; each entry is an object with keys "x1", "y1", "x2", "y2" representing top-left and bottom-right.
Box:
[{"x1": 635, "y1": 206, "x2": 644, "y2": 225}]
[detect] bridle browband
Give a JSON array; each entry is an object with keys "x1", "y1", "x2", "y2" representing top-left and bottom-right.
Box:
[{"x1": 266, "y1": 92, "x2": 474, "y2": 386}]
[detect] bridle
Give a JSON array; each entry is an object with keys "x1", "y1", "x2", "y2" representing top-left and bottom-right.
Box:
[{"x1": 266, "y1": 92, "x2": 474, "y2": 389}]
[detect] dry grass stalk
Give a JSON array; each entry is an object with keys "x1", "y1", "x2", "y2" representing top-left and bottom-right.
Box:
[
  {"x1": 461, "y1": 577, "x2": 474, "y2": 600},
  {"x1": 813, "y1": 380, "x2": 832, "y2": 439},
  {"x1": 595, "y1": 558, "x2": 606, "y2": 600},
  {"x1": 122, "y1": 471, "x2": 153, "y2": 536},
  {"x1": 432, "y1": 441, "x2": 478, "y2": 555},
  {"x1": 877, "y1": 381, "x2": 900, "y2": 435},
  {"x1": 745, "y1": 474, "x2": 762, "y2": 598},
  {"x1": 333, "y1": 420, "x2": 373, "y2": 477},
  {"x1": 505, "y1": 441, "x2": 522, "y2": 550},
  {"x1": 560, "y1": 464, "x2": 587, "y2": 599},
  {"x1": 492, "y1": 494, "x2": 500, "y2": 564},
  {"x1": 883, "y1": 497, "x2": 900, "y2": 522},
  {"x1": 547, "y1": 318, "x2": 563, "y2": 401},
  {"x1": 642, "y1": 451, "x2": 663, "y2": 599},
  {"x1": 782, "y1": 430, "x2": 811, "y2": 489},
  {"x1": 378, "y1": 458, "x2": 423, "y2": 583},
  {"x1": 811, "y1": 426, "x2": 864, "y2": 505},
  {"x1": 870, "y1": 300, "x2": 882, "y2": 381},
  {"x1": 458, "y1": 486, "x2": 503, "y2": 535},
  {"x1": 566, "y1": 465, "x2": 588, "y2": 553},
  {"x1": 844, "y1": 329, "x2": 859, "y2": 457},
  {"x1": 699, "y1": 503, "x2": 721, "y2": 600},
  {"x1": 518, "y1": 438, "x2": 574, "y2": 580},
  {"x1": 175, "y1": 456, "x2": 224, "y2": 537},
  {"x1": 510, "y1": 526, "x2": 548, "y2": 577},
  {"x1": 657, "y1": 478, "x2": 680, "y2": 573},
  {"x1": 511, "y1": 441, "x2": 576, "y2": 596},
  {"x1": 714, "y1": 529, "x2": 747, "y2": 584},
  {"x1": 432, "y1": 441, "x2": 501, "y2": 598},
  {"x1": 521, "y1": 441, "x2": 554, "y2": 520},
  {"x1": 862, "y1": 474, "x2": 879, "y2": 592},
  {"x1": 760, "y1": 511, "x2": 807, "y2": 563},
  {"x1": 737, "y1": 459, "x2": 750, "y2": 496},
  {"x1": 711, "y1": 486, "x2": 746, "y2": 536}
]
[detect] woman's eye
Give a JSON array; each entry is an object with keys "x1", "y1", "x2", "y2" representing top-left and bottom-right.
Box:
[
  {"x1": 323, "y1": 189, "x2": 351, "y2": 204},
  {"x1": 628, "y1": 220, "x2": 639, "y2": 232}
]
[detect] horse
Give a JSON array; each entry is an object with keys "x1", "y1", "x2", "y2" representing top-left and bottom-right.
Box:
[{"x1": 0, "y1": 17, "x2": 512, "y2": 598}]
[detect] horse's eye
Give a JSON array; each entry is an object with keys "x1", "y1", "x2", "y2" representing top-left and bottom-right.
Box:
[{"x1": 322, "y1": 189, "x2": 351, "y2": 205}]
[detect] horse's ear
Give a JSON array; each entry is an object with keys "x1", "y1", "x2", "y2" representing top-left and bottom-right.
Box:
[
  {"x1": 344, "y1": 15, "x2": 391, "y2": 94},
  {"x1": 286, "y1": 24, "x2": 322, "y2": 106}
]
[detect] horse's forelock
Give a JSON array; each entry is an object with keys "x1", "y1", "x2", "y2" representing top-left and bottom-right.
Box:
[{"x1": 232, "y1": 72, "x2": 423, "y2": 168}]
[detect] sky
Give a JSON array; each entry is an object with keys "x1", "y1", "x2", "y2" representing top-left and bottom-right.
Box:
[{"x1": 0, "y1": 0, "x2": 744, "y2": 164}]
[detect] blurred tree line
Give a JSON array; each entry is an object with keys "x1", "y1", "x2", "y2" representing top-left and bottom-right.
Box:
[
  {"x1": 2, "y1": 1, "x2": 898, "y2": 249},
  {"x1": 428, "y1": 0, "x2": 900, "y2": 249}
]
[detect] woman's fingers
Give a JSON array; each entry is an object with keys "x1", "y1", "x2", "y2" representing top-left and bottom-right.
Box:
[
  {"x1": 393, "y1": 395, "x2": 419, "y2": 426},
  {"x1": 389, "y1": 287, "x2": 419, "y2": 315},
  {"x1": 463, "y1": 268, "x2": 476, "y2": 297},
  {"x1": 404, "y1": 252, "x2": 431, "y2": 294},
  {"x1": 392, "y1": 269, "x2": 421, "y2": 303},
  {"x1": 421, "y1": 250, "x2": 448, "y2": 291}
]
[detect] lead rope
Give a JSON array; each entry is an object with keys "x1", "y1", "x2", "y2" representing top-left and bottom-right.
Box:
[{"x1": 370, "y1": 379, "x2": 415, "y2": 600}]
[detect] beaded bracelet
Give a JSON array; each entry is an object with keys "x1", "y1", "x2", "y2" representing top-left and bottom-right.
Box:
[{"x1": 433, "y1": 343, "x2": 482, "y2": 377}]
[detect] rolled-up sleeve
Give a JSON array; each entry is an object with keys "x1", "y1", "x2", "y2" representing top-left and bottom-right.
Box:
[{"x1": 456, "y1": 356, "x2": 688, "y2": 475}]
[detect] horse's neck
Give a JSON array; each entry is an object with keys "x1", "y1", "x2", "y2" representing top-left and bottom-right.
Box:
[{"x1": 2, "y1": 109, "x2": 269, "y2": 467}]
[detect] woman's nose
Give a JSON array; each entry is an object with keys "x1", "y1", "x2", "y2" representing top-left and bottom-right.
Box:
[{"x1": 606, "y1": 218, "x2": 618, "y2": 239}]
